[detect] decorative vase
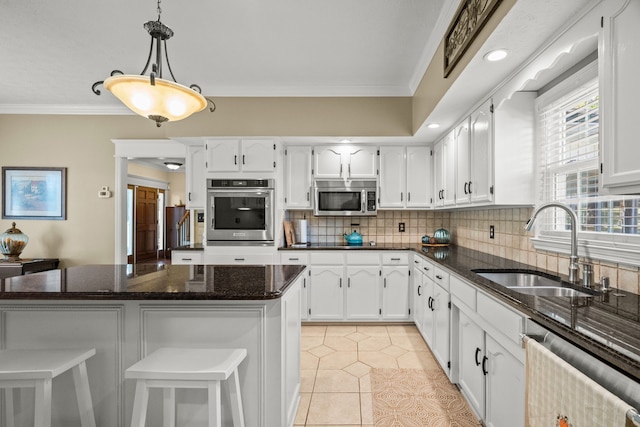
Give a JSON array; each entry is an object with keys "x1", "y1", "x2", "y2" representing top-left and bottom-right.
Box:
[
  {"x1": 0, "y1": 222, "x2": 29, "y2": 262},
  {"x1": 434, "y1": 227, "x2": 450, "y2": 244}
]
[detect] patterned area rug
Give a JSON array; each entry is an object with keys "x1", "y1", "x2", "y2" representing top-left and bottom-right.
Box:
[{"x1": 371, "y1": 368, "x2": 482, "y2": 427}]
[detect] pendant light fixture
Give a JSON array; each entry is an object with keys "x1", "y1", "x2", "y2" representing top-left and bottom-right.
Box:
[{"x1": 92, "y1": 0, "x2": 215, "y2": 127}]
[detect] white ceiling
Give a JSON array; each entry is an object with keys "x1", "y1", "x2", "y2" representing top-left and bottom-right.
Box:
[{"x1": 1, "y1": 0, "x2": 596, "y2": 141}]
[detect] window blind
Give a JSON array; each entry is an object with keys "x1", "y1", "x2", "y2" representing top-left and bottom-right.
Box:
[{"x1": 537, "y1": 78, "x2": 639, "y2": 236}]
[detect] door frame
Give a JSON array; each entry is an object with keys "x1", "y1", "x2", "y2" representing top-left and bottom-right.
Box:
[{"x1": 114, "y1": 139, "x2": 186, "y2": 264}]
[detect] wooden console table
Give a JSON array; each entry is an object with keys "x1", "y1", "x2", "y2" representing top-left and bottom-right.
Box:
[{"x1": 0, "y1": 258, "x2": 60, "y2": 279}]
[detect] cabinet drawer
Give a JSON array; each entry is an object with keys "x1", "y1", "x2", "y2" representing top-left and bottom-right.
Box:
[
  {"x1": 279, "y1": 252, "x2": 309, "y2": 264},
  {"x1": 432, "y1": 266, "x2": 449, "y2": 290},
  {"x1": 477, "y1": 292, "x2": 523, "y2": 344},
  {"x1": 450, "y1": 275, "x2": 476, "y2": 311},
  {"x1": 381, "y1": 253, "x2": 408, "y2": 265},
  {"x1": 211, "y1": 253, "x2": 274, "y2": 264},
  {"x1": 310, "y1": 252, "x2": 345, "y2": 265},
  {"x1": 346, "y1": 252, "x2": 380, "y2": 265},
  {"x1": 171, "y1": 251, "x2": 203, "y2": 265}
]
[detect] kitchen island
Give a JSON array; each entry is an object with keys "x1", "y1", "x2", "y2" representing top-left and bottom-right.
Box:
[{"x1": 0, "y1": 264, "x2": 305, "y2": 427}]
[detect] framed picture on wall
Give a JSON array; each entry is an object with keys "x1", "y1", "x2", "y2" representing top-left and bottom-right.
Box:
[{"x1": 2, "y1": 167, "x2": 67, "y2": 220}]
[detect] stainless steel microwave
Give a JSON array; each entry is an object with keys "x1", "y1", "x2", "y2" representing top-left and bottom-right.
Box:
[{"x1": 313, "y1": 179, "x2": 377, "y2": 216}]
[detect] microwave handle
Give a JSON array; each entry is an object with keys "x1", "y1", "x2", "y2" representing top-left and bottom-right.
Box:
[{"x1": 361, "y1": 189, "x2": 366, "y2": 213}]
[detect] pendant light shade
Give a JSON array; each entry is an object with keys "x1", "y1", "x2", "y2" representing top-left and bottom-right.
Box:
[
  {"x1": 92, "y1": 0, "x2": 214, "y2": 126},
  {"x1": 104, "y1": 75, "x2": 207, "y2": 125}
]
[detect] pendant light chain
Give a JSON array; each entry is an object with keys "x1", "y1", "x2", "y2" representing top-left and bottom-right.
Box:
[{"x1": 156, "y1": 0, "x2": 162, "y2": 21}]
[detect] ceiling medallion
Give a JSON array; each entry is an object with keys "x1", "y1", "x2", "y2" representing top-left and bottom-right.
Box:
[{"x1": 91, "y1": 0, "x2": 215, "y2": 127}]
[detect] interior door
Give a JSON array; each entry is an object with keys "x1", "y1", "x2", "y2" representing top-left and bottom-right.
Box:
[{"x1": 136, "y1": 186, "x2": 158, "y2": 262}]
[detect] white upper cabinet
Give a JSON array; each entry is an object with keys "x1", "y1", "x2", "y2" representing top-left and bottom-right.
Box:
[
  {"x1": 469, "y1": 100, "x2": 493, "y2": 204},
  {"x1": 406, "y1": 146, "x2": 432, "y2": 208},
  {"x1": 185, "y1": 144, "x2": 205, "y2": 209},
  {"x1": 284, "y1": 146, "x2": 313, "y2": 209},
  {"x1": 313, "y1": 145, "x2": 378, "y2": 179},
  {"x1": 455, "y1": 119, "x2": 471, "y2": 205},
  {"x1": 379, "y1": 146, "x2": 432, "y2": 209},
  {"x1": 378, "y1": 146, "x2": 405, "y2": 208},
  {"x1": 435, "y1": 92, "x2": 535, "y2": 208},
  {"x1": 205, "y1": 139, "x2": 275, "y2": 173},
  {"x1": 599, "y1": 0, "x2": 640, "y2": 194},
  {"x1": 434, "y1": 131, "x2": 456, "y2": 208}
]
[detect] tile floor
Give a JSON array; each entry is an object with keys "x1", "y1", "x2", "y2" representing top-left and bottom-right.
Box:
[{"x1": 295, "y1": 324, "x2": 447, "y2": 426}]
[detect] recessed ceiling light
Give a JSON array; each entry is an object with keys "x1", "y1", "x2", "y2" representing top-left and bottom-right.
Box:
[
  {"x1": 484, "y1": 49, "x2": 508, "y2": 62},
  {"x1": 339, "y1": 138, "x2": 352, "y2": 144},
  {"x1": 485, "y1": 49, "x2": 508, "y2": 61},
  {"x1": 427, "y1": 123, "x2": 440, "y2": 129}
]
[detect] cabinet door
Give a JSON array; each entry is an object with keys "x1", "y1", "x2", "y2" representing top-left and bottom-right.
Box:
[
  {"x1": 241, "y1": 140, "x2": 276, "y2": 172},
  {"x1": 484, "y1": 335, "x2": 524, "y2": 427},
  {"x1": 309, "y1": 266, "x2": 344, "y2": 320},
  {"x1": 300, "y1": 274, "x2": 309, "y2": 321},
  {"x1": 413, "y1": 267, "x2": 426, "y2": 336},
  {"x1": 421, "y1": 276, "x2": 435, "y2": 346},
  {"x1": 284, "y1": 146, "x2": 313, "y2": 209},
  {"x1": 433, "y1": 139, "x2": 445, "y2": 207},
  {"x1": 206, "y1": 139, "x2": 240, "y2": 172},
  {"x1": 346, "y1": 267, "x2": 380, "y2": 320},
  {"x1": 443, "y1": 131, "x2": 457, "y2": 207},
  {"x1": 347, "y1": 147, "x2": 378, "y2": 178},
  {"x1": 469, "y1": 100, "x2": 493, "y2": 204},
  {"x1": 186, "y1": 144, "x2": 205, "y2": 209},
  {"x1": 600, "y1": 0, "x2": 640, "y2": 193},
  {"x1": 458, "y1": 311, "x2": 485, "y2": 419},
  {"x1": 455, "y1": 119, "x2": 471, "y2": 205},
  {"x1": 406, "y1": 146, "x2": 432, "y2": 208},
  {"x1": 379, "y1": 146, "x2": 405, "y2": 208},
  {"x1": 432, "y1": 282, "x2": 450, "y2": 373},
  {"x1": 381, "y1": 266, "x2": 410, "y2": 320},
  {"x1": 314, "y1": 147, "x2": 344, "y2": 178}
]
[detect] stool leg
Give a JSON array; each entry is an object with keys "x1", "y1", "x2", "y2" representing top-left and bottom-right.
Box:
[
  {"x1": 162, "y1": 388, "x2": 175, "y2": 427},
  {"x1": 225, "y1": 369, "x2": 245, "y2": 427},
  {"x1": 130, "y1": 380, "x2": 149, "y2": 427},
  {"x1": 72, "y1": 361, "x2": 97, "y2": 427},
  {"x1": 5, "y1": 389, "x2": 15, "y2": 427},
  {"x1": 207, "y1": 381, "x2": 221, "y2": 427},
  {"x1": 34, "y1": 379, "x2": 52, "y2": 427}
]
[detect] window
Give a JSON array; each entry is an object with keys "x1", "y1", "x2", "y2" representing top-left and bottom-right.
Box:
[{"x1": 534, "y1": 62, "x2": 640, "y2": 266}]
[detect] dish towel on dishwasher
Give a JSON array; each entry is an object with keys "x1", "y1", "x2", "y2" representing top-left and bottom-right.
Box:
[{"x1": 525, "y1": 338, "x2": 634, "y2": 427}]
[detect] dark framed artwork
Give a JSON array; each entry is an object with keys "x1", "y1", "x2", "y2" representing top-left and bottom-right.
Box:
[
  {"x1": 2, "y1": 167, "x2": 67, "y2": 220},
  {"x1": 444, "y1": 0, "x2": 503, "y2": 77}
]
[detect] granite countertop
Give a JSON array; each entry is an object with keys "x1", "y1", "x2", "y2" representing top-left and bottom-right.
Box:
[
  {"x1": 0, "y1": 264, "x2": 306, "y2": 300},
  {"x1": 414, "y1": 245, "x2": 640, "y2": 382},
  {"x1": 173, "y1": 243, "x2": 205, "y2": 251},
  {"x1": 279, "y1": 242, "x2": 417, "y2": 250}
]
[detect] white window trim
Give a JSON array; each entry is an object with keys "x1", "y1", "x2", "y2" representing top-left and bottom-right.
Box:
[{"x1": 531, "y1": 61, "x2": 640, "y2": 268}]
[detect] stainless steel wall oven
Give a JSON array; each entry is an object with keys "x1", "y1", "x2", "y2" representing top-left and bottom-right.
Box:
[{"x1": 206, "y1": 179, "x2": 274, "y2": 245}]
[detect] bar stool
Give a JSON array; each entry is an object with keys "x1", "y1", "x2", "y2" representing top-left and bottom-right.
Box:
[
  {"x1": 125, "y1": 347, "x2": 247, "y2": 427},
  {"x1": 0, "y1": 348, "x2": 97, "y2": 427}
]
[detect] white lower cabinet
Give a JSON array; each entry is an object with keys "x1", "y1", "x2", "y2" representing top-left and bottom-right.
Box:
[
  {"x1": 346, "y1": 266, "x2": 380, "y2": 320},
  {"x1": 309, "y1": 266, "x2": 344, "y2": 320},
  {"x1": 413, "y1": 256, "x2": 450, "y2": 374},
  {"x1": 452, "y1": 276, "x2": 525, "y2": 427},
  {"x1": 381, "y1": 266, "x2": 410, "y2": 320}
]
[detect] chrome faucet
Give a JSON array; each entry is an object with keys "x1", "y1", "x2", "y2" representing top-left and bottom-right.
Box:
[{"x1": 524, "y1": 202, "x2": 580, "y2": 284}]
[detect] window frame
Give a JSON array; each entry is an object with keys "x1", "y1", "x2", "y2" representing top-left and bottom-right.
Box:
[{"x1": 531, "y1": 60, "x2": 640, "y2": 267}]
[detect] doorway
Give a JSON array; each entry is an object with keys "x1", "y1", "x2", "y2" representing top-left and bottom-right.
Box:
[{"x1": 126, "y1": 183, "x2": 167, "y2": 265}]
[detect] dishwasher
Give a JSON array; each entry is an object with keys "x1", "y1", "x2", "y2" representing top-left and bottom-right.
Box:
[{"x1": 524, "y1": 318, "x2": 640, "y2": 425}]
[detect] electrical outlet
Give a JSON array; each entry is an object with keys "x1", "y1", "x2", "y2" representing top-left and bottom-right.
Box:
[
  {"x1": 398, "y1": 222, "x2": 405, "y2": 232},
  {"x1": 489, "y1": 225, "x2": 495, "y2": 239}
]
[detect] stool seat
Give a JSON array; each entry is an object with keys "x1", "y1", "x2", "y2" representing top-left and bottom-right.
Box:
[
  {"x1": 126, "y1": 348, "x2": 247, "y2": 427},
  {"x1": 125, "y1": 348, "x2": 247, "y2": 381},
  {"x1": 0, "y1": 349, "x2": 96, "y2": 380},
  {"x1": 0, "y1": 348, "x2": 97, "y2": 427}
]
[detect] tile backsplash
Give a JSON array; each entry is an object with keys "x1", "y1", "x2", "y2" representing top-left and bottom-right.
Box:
[{"x1": 286, "y1": 208, "x2": 640, "y2": 295}]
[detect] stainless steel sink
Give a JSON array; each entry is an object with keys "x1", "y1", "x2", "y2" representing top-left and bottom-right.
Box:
[
  {"x1": 474, "y1": 271, "x2": 561, "y2": 287},
  {"x1": 473, "y1": 270, "x2": 595, "y2": 298},
  {"x1": 504, "y1": 286, "x2": 593, "y2": 297}
]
